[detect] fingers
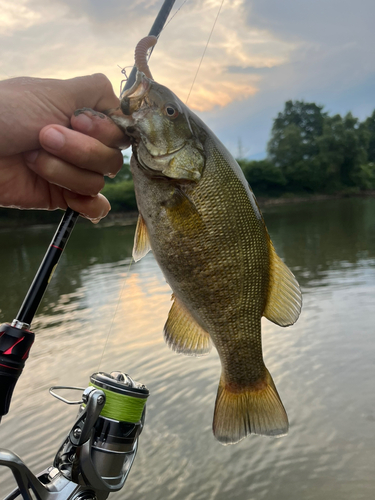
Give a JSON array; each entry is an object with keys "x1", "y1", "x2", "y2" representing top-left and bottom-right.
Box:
[
  {"x1": 21, "y1": 100, "x2": 130, "y2": 223},
  {"x1": 63, "y1": 191, "x2": 111, "y2": 224},
  {"x1": 23, "y1": 117, "x2": 127, "y2": 222},
  {"x1": 26, "y1": 148, "x2": 106, "y2": 195},
  {"x1": 65, "y1": 73, "x2": 121, "y2": 113},
  {"x1": 71, "y1": 108, "x2": 130, "y2": 150},
  {"x1": 39, "y1": 124, "x2": 124, "y2": 177},
  {"x1": 0, "y1": 74, "x2": 122, "y2": 156}
]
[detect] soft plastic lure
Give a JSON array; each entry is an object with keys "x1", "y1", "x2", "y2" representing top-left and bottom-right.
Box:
[{"x1": 134, "y1": 35, "x2": 157, "y2": 79}]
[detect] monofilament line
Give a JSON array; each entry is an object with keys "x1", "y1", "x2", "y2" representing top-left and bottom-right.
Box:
[
  {"x1": 162, "y1": 0, "x2": 189, "y2": 32},
  {"x1": 97, "y1": 257, "x2": 134, "y2": 371},
  {"x1": 186, "y1": 0, "x2": 225, "y2": 105},
  {"x1": 148, "y1": 0, "x2": 189, "y2": 61}
]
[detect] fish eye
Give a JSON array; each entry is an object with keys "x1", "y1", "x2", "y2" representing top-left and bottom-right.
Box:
[{"x1": 165, "y1": 104, "x2": 179, "y2": 119}]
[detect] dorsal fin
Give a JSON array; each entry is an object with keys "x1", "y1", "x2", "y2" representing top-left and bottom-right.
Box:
[
  {"x1": 263, "y1": 239, "x2": 302, "y2": 327},
  {"x1": 164, "y1": 295, "x2": 212, "y2": 356},
  {"x1": 132, "y1": 214, "x2": 151, "y2": 262}
]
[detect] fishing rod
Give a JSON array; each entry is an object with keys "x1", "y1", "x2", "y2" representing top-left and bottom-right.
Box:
[{"x1": 0, "y1": 1, "x2": 176, "y2": 498}]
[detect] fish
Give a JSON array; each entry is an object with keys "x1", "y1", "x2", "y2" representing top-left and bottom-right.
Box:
[{"x1": 109, "y1": 37, "x2": 302, "y2": 445}]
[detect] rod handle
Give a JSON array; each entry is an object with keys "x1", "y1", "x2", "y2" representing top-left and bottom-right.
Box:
[{"x1": 0, "y1": 323, "x2": 35, "y2": 419}]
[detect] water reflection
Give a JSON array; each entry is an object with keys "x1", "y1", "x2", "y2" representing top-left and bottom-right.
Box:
[
  {"x1": 263, "y1": 198, "x2": 375, "y2": 288},
  {"x1": 0, "y1": 223, "x2": 136, "y2": 323},
  {"x1": 0, "y1": 198, "x2": 374, "y2": 500}
]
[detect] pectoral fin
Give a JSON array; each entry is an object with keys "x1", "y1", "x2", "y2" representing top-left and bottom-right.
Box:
[
  {"x1": 132, "y1": 214, "x2": 151, "y2": 262},
  {"x1": 164, "y1": 296, "x2": 212, "y2": 356},
  {"x1": 263, "y1": 240, "x2": 302, "y2": 327}
]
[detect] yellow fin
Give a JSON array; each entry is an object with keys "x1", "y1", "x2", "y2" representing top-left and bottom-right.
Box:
[
  {"x1": 213, "y1": 369, "x2": 289, "y2": 445},
  {"x1": 132, "y1": 214, "x2": 151, "y2": 262},
  {"x1": 264, "y1": 240, "x2": 302, "y2": 327},
  {"x1": 164, "y1": 296, "x2": 212, "y2": 356}
]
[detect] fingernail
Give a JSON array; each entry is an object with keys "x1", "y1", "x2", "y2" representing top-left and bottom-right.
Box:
[
  {"x1": 43, "y1": 128, "x2": 65, "y2": 150},
  {"x1": 74, "y1": 107, "x2": 95, "y2": 116},
  {"x1": 74, "y1": 108, "x2": 106, "y2": 119},
  {"x1": 73, "y1": 113, "x2": 93, "y2": 132},
  {"x1": 74, "y1": 108, "x2": 87, "y2": 116},
  {"x1": 24, "y1": 149, "x2": 40, "y2": 164},
  {"x1": 90, "y1": 204, "x2": 111, "y2": 224}
]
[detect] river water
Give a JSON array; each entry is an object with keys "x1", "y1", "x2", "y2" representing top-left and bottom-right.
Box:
[{"x1": 0, "y1": 197, "x2": 374, "y2": 499}]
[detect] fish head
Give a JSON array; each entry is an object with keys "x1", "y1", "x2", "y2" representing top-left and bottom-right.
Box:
[{"x1": 111, "y1": 72, "x2": 205, "y2": 182}]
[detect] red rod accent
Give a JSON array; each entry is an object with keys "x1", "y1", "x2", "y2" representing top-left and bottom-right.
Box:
[
  {"x1": 3, "y1": 337, "x2": 25, "y2": 355},
  {"x1": 22, "y1": 346, "x2": 32, "y2": 360},
  {"x1": 51, "y1": 245, "x2": 63, "y2": 251}
]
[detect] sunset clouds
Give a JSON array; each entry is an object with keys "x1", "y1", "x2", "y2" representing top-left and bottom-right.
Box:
[{"x1": 1, "y1": 0, "x2": 374, "y2": 157}]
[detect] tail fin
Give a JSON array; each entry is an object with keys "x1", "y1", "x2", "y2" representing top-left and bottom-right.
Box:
[{"x1": 212, "y1": 369, "x2": 289, "y2": 445}]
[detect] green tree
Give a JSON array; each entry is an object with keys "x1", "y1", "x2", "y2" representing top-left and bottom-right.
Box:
[
  {"x1": 267, "y1": 100, "x2": 327, "y2": 191},
  {"x1": 267, "y1": 101, "x2": 374, "y2": 193},
  {"x1": 101, "y1": 159, "x2": 137, "y2": 212},
  {"x1": 316, "y1": 113, "x2": 370, "y2": 190},
  {"x1": 364, "y1": 110, "x2": 375, "y2": 163},
  {"x1": 268, "y1": 100, "x2": 326, "y2": 167},
  {"x1": 238, "y1": 159, "x2": 286, "y2": 196},
  {"x1": 105, "y1": 160, "x2": 131, "y2": 184}
]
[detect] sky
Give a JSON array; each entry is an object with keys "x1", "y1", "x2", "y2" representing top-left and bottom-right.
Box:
[{"x1": 1, "y1": 0, "x2": 374, "y2": 159}]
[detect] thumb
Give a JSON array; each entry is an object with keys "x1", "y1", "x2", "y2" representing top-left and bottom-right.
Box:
[{"x1": 65, "y1": 73, "x2": 121, "y2": 113}]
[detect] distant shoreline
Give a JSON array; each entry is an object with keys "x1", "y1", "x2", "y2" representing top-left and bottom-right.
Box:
[
  {"x1": 256, "y1": 190, "x2": 375, "y2": 207},
  {"x1": 103, "y1": 190, "x2": 375, "y2": 223},
  {"x1": 1, "y1": 191, "x2": 375, "y2": 229}
]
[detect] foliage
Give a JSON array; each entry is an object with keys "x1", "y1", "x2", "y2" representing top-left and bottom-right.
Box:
[
  {"x1": 268, "y1": 100, "x2": 326, "y2": 171},
  {"x1": 364, "y1": 110, "x2": 375, "y2": 163},
  {"x1": 100, "y1": 160, "x2": 137, "y2": 212},
  {"x1": 4, "y1": 103, "x2": 375, "y2": 224},
  {"x1": 101, "y1": 179, "x2": 137, "y2": 212},
  {"x1": 105, "y1": 161, "x2": 132, "y2": 183},
  {"x1": 238, "y1": 159, "x2": 286, "y2": 196},
  {"x1": 239, "y1": 100, "x2": 375, "y2": 196}
]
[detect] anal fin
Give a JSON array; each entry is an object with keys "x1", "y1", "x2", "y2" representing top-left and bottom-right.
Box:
[
  {"x1": 132, "y1": 214, "x2": 151, "y2": 262},
  {"x1": 164, "y1": 296, "x2": 212, "y2": 356},
  {"x1": 263, "y1": 240, "x2": 302, "y2": 327}
]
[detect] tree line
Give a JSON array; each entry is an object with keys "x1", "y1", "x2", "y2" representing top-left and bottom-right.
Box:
[
  {"x1": 2, "y1": 99, "x2": 374, "y2": 225},
  {"x1": 102, "y1": 100, "x2": 375, "y2": 211},
  {"x1": 238, "y1": 100, "x2": 375, "y2": 197}
]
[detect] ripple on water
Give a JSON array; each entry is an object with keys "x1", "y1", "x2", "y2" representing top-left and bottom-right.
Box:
[{"x1": 1, "y1": 199, "x2": 375, "y2": 499}]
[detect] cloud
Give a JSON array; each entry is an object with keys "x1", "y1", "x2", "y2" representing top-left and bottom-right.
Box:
[
  {"x1": 0, "y1": 0, "x2": 296, "y2": 112},
  {"x1": 144, "y1": 0, "x2": 296, "y2": 111},
  {"x1": 246, "y1": 0, "x2": 375, "y2": 45},
  {"x1": 0, "y1": 0, "x2": 374, "y2": 158}
]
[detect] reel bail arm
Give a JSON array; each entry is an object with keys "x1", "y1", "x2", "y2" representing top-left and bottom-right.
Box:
[{"x1": 0, "y1": 372, "x2": 149, "y2": 500}]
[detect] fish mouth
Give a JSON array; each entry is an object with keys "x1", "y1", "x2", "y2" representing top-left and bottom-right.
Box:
[
  {"x1": 107, "y1": 72, "x2": 151, "y2": 133},
  {"x1": 143, "y1": 144, "x2": 185, "y2": 161},
  {"x1": 120, "y1": 72, "x2": 151, "y2": 115}
]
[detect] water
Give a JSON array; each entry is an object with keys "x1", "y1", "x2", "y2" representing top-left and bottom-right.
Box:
[{"x1": 0, "y1": 197, "x2": 374, "y2": 499}]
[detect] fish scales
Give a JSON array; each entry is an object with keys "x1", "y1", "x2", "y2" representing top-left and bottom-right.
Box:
[
  {"x1": 109, "y1": 39, "x2": 302, "y2": 444},
  {"x1": 132, "y1": 134, "x2": 269, "y2": 387}
]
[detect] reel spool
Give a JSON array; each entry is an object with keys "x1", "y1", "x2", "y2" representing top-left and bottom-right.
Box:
[
  {"x1": 88, "y1": 372, "x2": 149, "y2": 485},
  {"x1": 53, "y1": 371, "x2": 150, "y2": 495}
]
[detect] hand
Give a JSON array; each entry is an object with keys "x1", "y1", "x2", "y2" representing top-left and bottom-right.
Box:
[{"x1": 0, "y1": 74, "x2": 129, "y2": 222}]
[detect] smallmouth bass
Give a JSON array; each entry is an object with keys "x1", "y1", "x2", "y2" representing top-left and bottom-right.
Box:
[{"x1": 109, "y1": 41, "x2": 302, "y2": 445}]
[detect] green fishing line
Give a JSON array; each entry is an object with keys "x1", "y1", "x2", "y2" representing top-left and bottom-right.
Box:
[{"x1": 89, "y1": 382, "x2": 146, "y2": 423}]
